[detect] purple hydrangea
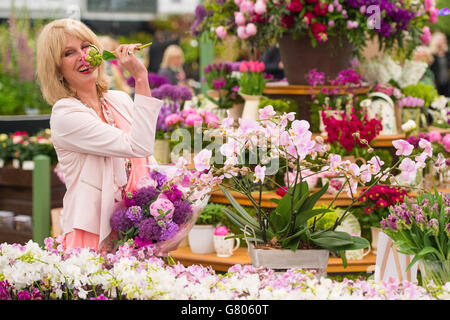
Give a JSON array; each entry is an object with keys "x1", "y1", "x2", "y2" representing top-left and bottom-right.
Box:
[
  {"x1": 126, "y1": 206, "x2": 143, "y2": 226},
  {"x1": 172, "y1": 200, "x2": 193, "y2": 224},
  {"x1": 110, "y1": 207, "x2": 134, "y2": 232},
  {"x1": 135, "y1": 186, "x2": 158, "y2": 208}
]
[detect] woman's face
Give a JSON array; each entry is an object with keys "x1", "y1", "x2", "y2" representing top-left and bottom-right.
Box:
[
  {"x1": 60, "y1": 33, "x2": 98, "y2": 92},
  {"x1": 170, "y1": 55, "x2": 183, "y2": 68}
]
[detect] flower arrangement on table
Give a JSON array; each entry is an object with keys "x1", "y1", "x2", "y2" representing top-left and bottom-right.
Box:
[
  {"x1": 381, "y1": 190, "x2": 450, "y2": 286},
  {"x1": 0, "y1": 129, "x2": 57, "y2": 167},
  {"x1": 203, "y1": 61, "x2": 244, "y2": 109},
  {"x1": 173, "y1": 104, "x2": 445, "y2": 267},
  {"x1": 165, "y1": 108, "x2": 221, "y2": 160},
  {"x1": 1, "y1": 238, "x2": 448, "y2": 300},
  {"x1": 192, "y1": 0, "x2": 438, "y2": 56}
]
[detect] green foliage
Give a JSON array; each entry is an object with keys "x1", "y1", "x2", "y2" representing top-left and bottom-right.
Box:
[
  {"x1": 259, "y1": 97, "x2": 298, "y2": 115},
  {"x1": 196, "y1": 203, "x2": 227, "y2": 226},
  {"x1": 431, "y1": 0, "x2": 450, "y2": 35},
  {"x1": 401, "y1": 83, "x2": 438, "y2": 106}
]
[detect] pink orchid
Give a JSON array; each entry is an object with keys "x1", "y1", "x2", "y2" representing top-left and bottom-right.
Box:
[
  {"x1": 220, "y1": 139, "x2": 239, "y2": 157},
  {"x1": 194, "y1": 149, "x2": 212, "y2": 172},
  {"x1": 367, "y1": 156, "x2": 384, "y2": 175},
  {"x1": 254, "y1": 165, "x2": 266, "y2": 183},
  {"x1": 419, "y1": 138, "x2": 433, "y2": 157},
  {"x1": 399, "y1": 158, "x2": 417, "y2": 183},
  {"x1": 392, "y1": 139, "x2": 414, "y2": 156},
  {"x1": 259, "y1": 105, "x2": 276, "y2": 120}
]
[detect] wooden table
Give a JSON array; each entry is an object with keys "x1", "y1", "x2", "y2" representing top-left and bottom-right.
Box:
[{"x1": 170, "y1": 246, "x2": 377, "y2": 273}]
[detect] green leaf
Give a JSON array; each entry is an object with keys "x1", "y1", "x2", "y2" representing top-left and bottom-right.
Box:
[
  {"x1": 310, "y1": 230, "x2": 354, "y2": 248},
  {"x1": 298, "y1": 182, "x2": 329, "y2": 213},
  {"x1": 219, "y1": 185, "x2": 259, "y2": 226},
  {"x1": 268, "y1": 211, "x2": 289, "y2": 233},
  {"x1": 222, "y1": 207, "x2": 259, "y2": 230},
  {"x1": 102, "y1": 50, "x2": 117, "y2": 61},
  {"x1": 269, "y1": 198, "x2": 280, "y2": 205},
  {"x1": 338, "y1": 250, "x2": 348, "y2": 268},
  {"x1": 295, "y1": 208, "x2": 332, "y2": 227}
]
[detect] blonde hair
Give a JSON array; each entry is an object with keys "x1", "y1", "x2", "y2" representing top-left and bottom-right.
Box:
[
  {"x1": 160, "y1": 44, "x2": 184, "y2": 69},
  {"x1": 429, "y1": 32, "x2": 448, "y2": 55},
  {"x1": 36, "y1": 19, "x2": 109, "y2": 106}
]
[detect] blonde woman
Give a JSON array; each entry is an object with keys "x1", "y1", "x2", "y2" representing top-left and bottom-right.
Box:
[
  {"x1": 158, "y1": 44, "x2": 186, "y2": 85},
  {"x1": 36, "y1": 19, "x2": 162, "y2": 252}
]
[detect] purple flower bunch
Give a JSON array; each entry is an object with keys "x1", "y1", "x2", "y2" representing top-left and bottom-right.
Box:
[
  {"x1": 330, "y1": 68, "x2": 362, "y2": 86},
  {"x1": 398, "y1": 96, "x2": 425, "y2": 108},
  {"x1": 127, "y1": 73, "x2": 170, "y2": 89},
  {"x1": 191, "y1": 4, "x2": 211, "y2": 37},
  {"x1": 110, "y1": 181, "x2": 193, "y2": 249},
  {"x1": 381, "y1": 191, "x2": 450, "y2": 267},
  {"x1": 204, "y1": 61, "x2": 243, "y2": 108}
]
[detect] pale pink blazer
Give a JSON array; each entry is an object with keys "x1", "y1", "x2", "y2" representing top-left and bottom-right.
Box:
[{"x1": 50, "y1": 90, "x2": 162, "y2": 248}]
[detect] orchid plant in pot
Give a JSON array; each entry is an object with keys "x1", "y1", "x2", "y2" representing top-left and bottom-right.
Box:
[{"x1": 172, "y1": 105, "x2": 445, "y2": 272}]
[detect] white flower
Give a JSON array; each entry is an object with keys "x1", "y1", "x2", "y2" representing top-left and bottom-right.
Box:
[{"x1": 401, "y1": 119, "x2": 417, "y2": 132}]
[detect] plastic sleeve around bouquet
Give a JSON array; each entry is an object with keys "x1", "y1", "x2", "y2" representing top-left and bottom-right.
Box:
[{"x1": 152, "y1": 194, "x2": 210, "y2": 257}]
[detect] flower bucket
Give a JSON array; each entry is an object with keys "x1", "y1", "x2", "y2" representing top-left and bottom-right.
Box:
[
  {"x1": 188, "y1": 224, "x2": 215, "y2": 254},
  {"x1": 418, "y1": 260, "x2": 450, "y2": 287},
  {"x1": 227, "y1": 103, "x2": 244, "y2": 122},
  {"x1": 278, "y1": 34, "x2": 353, "y2": 85},
  {"x1": 400, "y1": 107, "x2": 421, "y2": 130},
  {"x1": 153, "y1": 139, "x2": 170, "y2": 164},
  {"x1": 239, "y1": 92, "x2": 261, "y2": 121},
  {"x1": 247, "y1": 243, "x2": 329, "y2": 277}
]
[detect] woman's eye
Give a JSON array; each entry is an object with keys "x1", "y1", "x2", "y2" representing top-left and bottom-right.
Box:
[{"x1": 64, "y1": 50, "x2": 73, "y2": 57}]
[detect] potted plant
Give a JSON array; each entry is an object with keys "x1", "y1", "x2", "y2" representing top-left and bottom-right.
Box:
[
  {"x1": 192, "y1": 0, "x2": 438, "y2": 84},
  {"x1": 203, "y1": 61, "x2": 244, "y2": 120},
  {"x1": 353, "y1": 184, "x2": 408, "y2": 254},
  {"x1": 381, "y1": 190, "x2": 450, "y2": 286},
  {"x1": 188, "y1": 203, "x2": 226, "y2": 254},
  {"x1": 238, "y1": 60, "x2": 267, "y2": 120}
]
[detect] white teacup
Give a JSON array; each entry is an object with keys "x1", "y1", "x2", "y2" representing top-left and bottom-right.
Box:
[{"x1": 213, "y1": 233, "x2": 240, "y2": 258}]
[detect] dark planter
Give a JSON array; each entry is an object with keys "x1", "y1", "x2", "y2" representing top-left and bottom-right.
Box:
[
  {"x1": 0, "y1": 165, "x2": 65, "y2": 244},
  {"x1": 0, "y1": 114, "x2": 51, "y2": 135},
  {"x1": 278, "y1": 34, "x2": 354, "y2": 85}
]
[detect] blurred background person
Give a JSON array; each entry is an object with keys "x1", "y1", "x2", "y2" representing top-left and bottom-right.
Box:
[
  {"x1": 413, "y1": 45, "x2": 435, "y2": 86},
  {"x1": 98, "y1": 35, "x2": 132, "y2": 95},
  {"x1": 147, "y1": 30, "x2": 180, "y2": 74},
  {"x1": 429, "y1": 32, "x2": 450, "y2": 97},
  {"x1": 261, "y1": 45, "x2": 285, "y2": 81},
  {"x1": 158, "y1": 44, "x2": 186, "y2": 86}
]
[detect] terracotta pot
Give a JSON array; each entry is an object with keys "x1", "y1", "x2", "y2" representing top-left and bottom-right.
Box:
[{"x1": 278, "y1": 34, "x2": 353, "y2": 85}]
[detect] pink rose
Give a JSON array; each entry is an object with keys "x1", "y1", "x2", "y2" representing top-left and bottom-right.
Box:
[
  {"x1": 442, "y1": 134, "x2": 450, "y2": 153},
  {"x1": 234, "y1": 11, "x2": 246, "y2": 26},
  {"x1": 149, "y1": 198, "x2": 175, "y2": 219},
  {"x1": 165, "y1": 113, "x2": 184, "y2": 127},
  {"x1": 421, "y1": 26, "x2": 431, "y2": 45},
  {"x1": 429, "y1": 8, "x2": 439, "y2": 23},
  {"x1": 205, "y1": 114, "x2": 219, "y2": 127},
  {"x1": 182, "y1": 108, "x2": 198, "y2": 117},
  {"x1": 245, "y1": 23, "x2": 257, "y2": 36},
  {"x1": 254, "y1": 0, "x2": 266, "y2": 15},
  {"x1": 237, "y1": 25, "x2": 249, "y2": 39}
]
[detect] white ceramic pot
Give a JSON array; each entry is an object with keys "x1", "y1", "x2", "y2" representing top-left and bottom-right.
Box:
[
  {"x1": 213, "y1": 233, "x2": 240, "y2": 257},
  {"x1": 239, "y1": 92, "x2": 261, "y2": 121},
  {"x1": 188, "y1": 224, "x2": 215, "y2": 254},
  {"x1": 22, "y1": 160, "x2": 34, "y2": 170}
]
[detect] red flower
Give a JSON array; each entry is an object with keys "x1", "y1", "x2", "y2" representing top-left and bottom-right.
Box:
[
  {"x1": 311, "y1": 22, "x2": 328, "y2": 42},
  {"x1": 276, "y1": 186, "x2": 288, "y2": 197},
  {"x1": 364, "y1": 206, "x2": 374, "y2": 214},
  {"x1": 313, "y1": 2, "x2": 328, "y2": 16},
  {"x1": 303, "y1": 11, "x2": 315, "y2": 25},
  {"x1": 305, "y1": 0, "x2": 319, "y2": 4},
  {"x1": 286, "y1": 0, "x2": 303, "y2": 12},
  {"x1": 281, "y1": 14, "x2": 295, "y2": 29}
]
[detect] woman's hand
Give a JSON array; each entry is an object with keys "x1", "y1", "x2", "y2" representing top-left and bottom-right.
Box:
[{"x1": 115, "y1": 43, "x2": 151, "y2": 97}]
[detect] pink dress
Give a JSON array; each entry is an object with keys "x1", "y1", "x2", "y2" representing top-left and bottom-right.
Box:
[{"x1": 64, "y1": 98, "x2": 150, "y2": 251}]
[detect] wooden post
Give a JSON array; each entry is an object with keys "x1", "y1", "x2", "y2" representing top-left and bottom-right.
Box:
[
  {"x1": 199, "y1": 32, "x2": 214, "y2": 95},
  {"x1": 32, "y1": 155, "x2": 51, "y2": 246}
]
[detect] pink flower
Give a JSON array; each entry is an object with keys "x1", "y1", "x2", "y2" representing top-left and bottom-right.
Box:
[
  {"x1": 424, "y1": 0, "x2": 435, "y2": 11},
  {"x1": 234, "y1": 11, "x2": 246, "y2": 26},
  {"x1": 194, "y1": 149, "x2": 212, "y2": 172},
  {"x1": 254, "y1": 0, "x2": 266, "y2": 14},
  {"x1": 215, "y1": 26, "x2": 227, "y2": 39},
  {"x1": 429, "y1": 7, "x2": 439, "y2": 23},
  {"x1": 185, "y1": 113, "x2": 203, "y2": 127},
  {"x1": 254, "y1": 165, "x2": 266, "y2": 183},
  {"x1": 165, "y1": 113, "x2": 184, "y2": 127},
  {"x1": 239, "y1": 61, "x2": 249, "y2": 72},
  {"x1": 245, "y1": 23, "x2": 257, "y2": 36},
  {"x1": 421, "y1": 26, "x2": 431, "y2": 45},
  {"x1": 392, "y1": 139, "x2": 414, "y2": 156},
  {"x1": 427, "y1": 131, "x2": 442, "y2": 143},
  {"x1": 399, "y1": 158, "x2": 417, "y2": 183},
  {"x1": 182, "y1": 108, "x2": 198, "y2": 117},
  {"x1": 237, "y1": 25, "x2": 249, "y2": 39},
  {"x1": 240, "y1": 0, "x2": 255, "y2": 13},
  {"x1": 259, "y1": 105, "x2": 276, "y2": 120},
  {"x1": 214, "y1": 226, "x2": 230, "y2": 236},
  {"x1": 205, "y1": 113, "x2": 220, "y2": 127},
  {"x1": 443, "y1": 134, "x2": 450, "y2": 153},
  {"x1": 149, "y1": 198, "x2": 175, "y2": 219},
  {"x1": 419, "y1": 138, "x2": 433, "y2": 157}
]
